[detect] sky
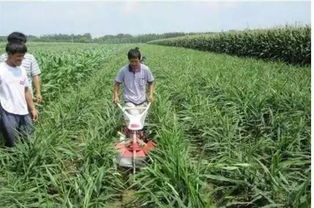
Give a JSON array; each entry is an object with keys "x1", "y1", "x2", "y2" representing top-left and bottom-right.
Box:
[{"x1": 0, "y1": 1, "x2": 311, "y2": 38}]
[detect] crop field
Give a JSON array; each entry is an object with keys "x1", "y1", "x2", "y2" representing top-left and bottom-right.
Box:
[
  {"x1": 0, "y1": 42, "x2": 310, "y2": 207},
  {"x1": 149, "y1": 26, "x2": 311, "y2": 66}
]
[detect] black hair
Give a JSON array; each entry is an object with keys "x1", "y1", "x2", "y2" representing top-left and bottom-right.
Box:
[
  {"x1": 127, "y1": 47, "x2": 141, "y2": 60},
  {"x1": 7, "y1": 32, "x2": 27, "y2": 43},
  {"x1": 6, "y1": 42, "x2": 27, "y2": 55}
]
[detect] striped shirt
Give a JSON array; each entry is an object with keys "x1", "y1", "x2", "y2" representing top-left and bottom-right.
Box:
[{"x1": 0, "y1": 53, "x2": 41, "y2": 94}]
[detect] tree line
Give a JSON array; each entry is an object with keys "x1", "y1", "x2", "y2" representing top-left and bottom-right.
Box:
[{"x1": 0, "y1": 32, "x2": 214, "y2": 43}]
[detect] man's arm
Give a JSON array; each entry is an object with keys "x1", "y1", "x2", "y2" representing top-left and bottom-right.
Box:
[
  {"x1": 147, "y1": 82, "x2": 154, "y2": 102},
  {"x1": 146, "y1": 68, "x2": 154, "y2": 102},
  {"x1": 25, "y1": 88, "x2": 38, "y2": 121},
  {"x1": 114, "y1": 81, "x2": 121, "y2": 104},
  {"x1": 32, "y1": 75, "x2": 42, "y2": 102},
  {"x1": 30, "y1": 54, "x2": 42, "y2": 102}
]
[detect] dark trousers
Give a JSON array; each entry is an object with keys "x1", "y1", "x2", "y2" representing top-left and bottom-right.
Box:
[{"x1": 0, "y1": 106, "x2": 33, "y2": 147}]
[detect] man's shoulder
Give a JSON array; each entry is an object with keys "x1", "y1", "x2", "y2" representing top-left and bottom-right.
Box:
[
  {"x1": 0, "y1": 62, "x2": 9, "y2": 76},
  {"x1": 119, "y1": 64, "x2": 129, "y2": 72},
  {"x1": 141, "y1": 64, "x2": 152, "y2": 73},
  {"x1": 24, "y1": 53, "x2": 36, "y2": 60},
  {"x1": 141, "y1": 64, "x2": 149, "y2": 69}
]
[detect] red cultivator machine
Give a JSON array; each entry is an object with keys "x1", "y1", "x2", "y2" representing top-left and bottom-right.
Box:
[{"x1": 115, "y1": 103, "x2": 156, "y2": 174}]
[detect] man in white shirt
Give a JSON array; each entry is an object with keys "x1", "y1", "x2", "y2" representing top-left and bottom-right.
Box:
[
  {"x1": 0, "y1": 32, "x2": 42, "y2": 102},
  {"x1": 0, "y1": 42, "x2": 38, "y2": 147}
]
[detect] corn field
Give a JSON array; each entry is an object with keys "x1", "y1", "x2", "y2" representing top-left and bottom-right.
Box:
[
  {"x1": 148, "y1": 26, "x2": 311, "y2": 66},
  {"x1": 0, "y1": 41, "x2": 310, "y2": 207}
]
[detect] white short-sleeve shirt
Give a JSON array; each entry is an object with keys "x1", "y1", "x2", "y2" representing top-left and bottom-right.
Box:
[
  {"x1": 0, "y1": 53, "x2": 40, "y2": 94},
  {"x1": 0, "y1": 62, "x2": 30, "y2": 115}
]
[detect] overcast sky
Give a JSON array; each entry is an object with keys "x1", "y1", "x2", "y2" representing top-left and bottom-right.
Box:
[{"x1": 0, "y1": 1, "x2": 311, "y2": 37}]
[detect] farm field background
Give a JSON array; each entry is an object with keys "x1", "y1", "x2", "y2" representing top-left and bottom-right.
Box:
[{"x1": 0, "y1": 42, "x2": 310, "y2": 207}]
